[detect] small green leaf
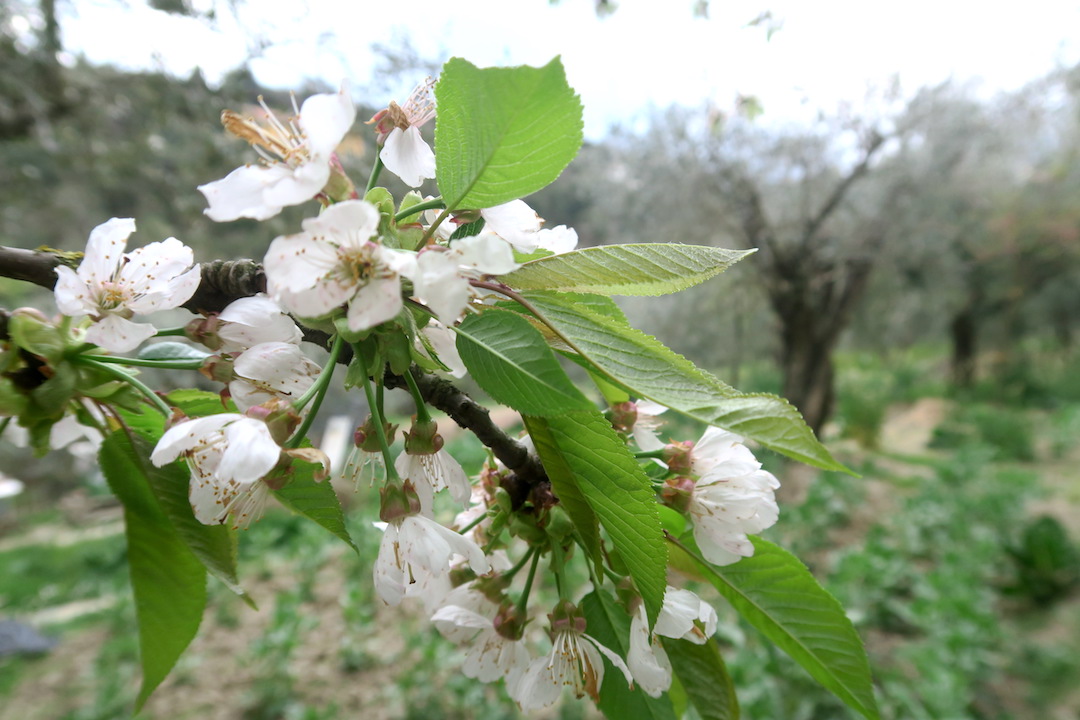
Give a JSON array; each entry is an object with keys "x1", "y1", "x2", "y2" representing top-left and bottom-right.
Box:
[
  {"x1": 519, "y1": 292, "x2": 845, "y2": 472},
  {"x1": 137, "y1": 341, "x2": 210, "y2": 362},
  {"x1": 522, "y1": 415, "x2": 602, "y2": 567},
  {"x1": 455, "y1": 309, "x2": 593, "y2": 415},
  {"x1": 435, "y1": 57, "x2": 583, "y2": 210},
  {"x1": 580, "y1": 589, "x2": 677, "y2": 720},
  {"x1": 100, "y1": 431, "x2": 206, "y2": 710},
  {"x1": 662, "y1": 638, "x2": 740, "y2": 720},
  {"x1": 673, "y1": 536, "x2": 879, "y2": 720},
  {"x1": 274, "y1": 459, "x2": 357, "y2": 552},
  {"x1": 541, "y1": 411, "x2": 667, "y2": 625},
  {"x1": 504, "y1": 244, "x2": 754, "y2": 296}
]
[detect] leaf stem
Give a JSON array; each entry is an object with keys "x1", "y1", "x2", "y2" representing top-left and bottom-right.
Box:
[
  {"x1": 82, "y1": 354, "x2": 205, "y2": 371},
  {"x1": 420, "y1": 208, "x2": 452, "y2": 246},
  {"x1": 402, "y1": 368, "x2": 432, "y2": 424},
  {"x1": 286, "y1": 334, "x2": 344, "y2": 449},
  {"x1": 365, "y1": 154, "x2": 384, "y2": 195},
  {"x1": 394, "y1": 197, "x2": 445, "y2": 223},
  {"x1": 81, "y1": 359, "x2": 172, "y2": 418},
  {"x1": 516, "y1": 547, "x2": 542, "y2": 616}
]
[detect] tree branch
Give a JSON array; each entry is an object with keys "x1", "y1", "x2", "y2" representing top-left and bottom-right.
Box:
[
  {"x1": 800, "y1": 131, "x2": 887, "y2": 246},
  {"x1": 0, "y1": 244, "x2": 550, "y2": 492}
]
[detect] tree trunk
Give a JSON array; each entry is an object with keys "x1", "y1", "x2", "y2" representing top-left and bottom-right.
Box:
[
  {"x1": 950, "y1": 306, "x2": 978, "y2": 388},
  {"x1": 777, "y1": 309, "x2": 837, "y2": 437}
]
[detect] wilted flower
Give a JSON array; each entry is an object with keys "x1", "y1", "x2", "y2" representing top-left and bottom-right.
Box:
[
  {"x1": 54, "y1": 218, "x2": 200, "y2": 353},
  {"x1": 198, "y1": 87, "x2": 356, "y2": 221}
]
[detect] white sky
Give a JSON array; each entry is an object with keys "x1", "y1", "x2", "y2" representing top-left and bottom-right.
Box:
[{"x1": 53, "y1": 0, "x2": 1080, "y2": 137}]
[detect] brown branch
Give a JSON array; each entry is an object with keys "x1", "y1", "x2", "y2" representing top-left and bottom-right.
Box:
[
  {"x1": 0, "y1": 245, "x2": 549, "y2": 489},
  {"x1": 800, "y1": 131, "x2": 887, "y2": 246}
]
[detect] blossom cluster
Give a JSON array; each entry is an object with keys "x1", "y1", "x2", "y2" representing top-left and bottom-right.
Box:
[{"x1": 8, "y1": 79, "x2": 789, "y2": 712}]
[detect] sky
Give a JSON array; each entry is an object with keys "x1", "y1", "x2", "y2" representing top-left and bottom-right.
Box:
[{"x1": 45, "y1": 0, "x2": 1080, "y2": 138}]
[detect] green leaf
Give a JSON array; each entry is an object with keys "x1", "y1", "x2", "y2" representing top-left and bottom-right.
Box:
[
  {"x1": 540, "y1": 410, "x2": 666, "y2": 625},
  {"x1": 504, "y1": 244, "x2": 755, "y2": 296},
  {"x1": 519, "y1": 292, "x2": 845, "y2": 471},
  {"x1": 137, "y1": 341, "x2": 210, "y2": 362},
  {"x1": 435, "y1": 57, "x2": 583, "y2": 210},
  {"x1": 522, "y1": 415, "x2": 602, "y2": 567},
  {"x1": 455, "y1": 309, "x2": 592, "y2": 415},
  {"x1": 274, "y1": 458, "x2": 357, "y2": 553},
  {"x1": 581, "y1": 589, "x2": 677, "y2": 720},
  {"x1": 662, "y1": 638, "x2": 740, "y2": 720},
  {"x1": 100, "y1": 431, "x2": 206, "y2": 710},
  {"x1": 673, "y1": 536, "x2": 879, "y2": 720}
]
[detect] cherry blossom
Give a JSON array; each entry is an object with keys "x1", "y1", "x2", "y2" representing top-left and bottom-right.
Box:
[
  {"x1": 480, "y1": 200, "x2": 579, "y2": 254},
  {"x1": 198, "y1": 87, "x2": 356, "y2": 221},
  {"x1": 432, "y1": 603, "x2": 531, "y2": 698},
  {"x1": 686, "y1": 431, "x2": 781, "y2": 566},
  {"x1": 229, "y1": 341, "x2": 321, "y2": 412},
  {"x1": 211, "y1": 294, "x2": 303, "y2": 352},
  {"x1": 516, "y1": 611, "x2": 633, "y2": 710},
  {"x1": 368, "y1": 78, "x2": 437, "y2": 187},
  {"x1": 150, "y1": 414, "x2": 282, "y2": 528},
  {"x1": 373, "y1": 512, "x2": 490, "y2": 606},
  {"x1": 54, "y1": 218, "x2": 200, "y2": 353},
  {"x1": 627, "y1": 587, "x2": 718, "y2": 697},
  {"x1": 263, "y1": 200, "x2": 417, "y2": 332},
  {"x1": 412, "y1": 234, "x2": 520, "y2": 324}
]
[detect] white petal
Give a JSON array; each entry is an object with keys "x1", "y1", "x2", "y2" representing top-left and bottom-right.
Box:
[
  {"x1": 421, "y1": 323, "x2": 466, "y2": 378},
  {"x1": 217, "y1": 418, "x2": 281, "y2": 484},
  {"x1": 301, "y1": 199, "x2": 381, "y2": 243},
  {"x1": 626, "y1": 606, "x2": 673, "y2": 698},
  {"x1": 218, "y1": 294, "x2": 303, "y2": 350},
  {"x1": 481, "y1": 200, "x2": 541, "y2": 246},
  {"x1": 584, "y1": 633, "x2": 634, "y2": 688},
  {"x1": 85, "y1": 314, "x2": 157, "y2": 353},
  {"x1": 346, "y1": 276, "x2": 403, "y2": 331},
  {"x1": 151, "y1": 414, "x2": 240, "y2": 466},
  {"x1": 534, "y1": 225, "x2": 578, "y2": 254},
  {"x1": 80, "y1": 218, "x2": 134, "y2": 284},
  {"x1": 453, "y1": 234, "x2": 520, "y2": 275},
  {"x1": 53, "y1": 266, "x2": 94, "y2": 316},
  {"x1": 380, "y1": 126, "x2": 436, "y2": 187},
  {"x1": 198, "y1": 164, "x2": 295, "y2": 222},
  {"x1": 299, "y1": 86, "x2": 356, "y2": 159}
]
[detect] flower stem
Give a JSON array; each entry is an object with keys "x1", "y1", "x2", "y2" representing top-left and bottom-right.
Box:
[
  {"x1": 81, "y1": 359, "x2": 172, "y2": 418},
  {"x1": 550, "y1": 539, "x2": 569, "y2": 601},
  {"x1": 457, "y1": 512, "x2": 486, "y2": 536},
  {"x1": 420, "y1": 208, "x2": 452, "y2": 246},
  {"x1": 503, "y1": 547, "x2": 535, "y2": 582},
  {"x1": 402, "y1": 368, "x2": 432, "y2": 424},
  {"x1": 635, "y1": 450, "x2": 666, "y2": 459},
  {"x1": 394, "y1": 197, "x2": 445, "y2": 223},
  {"x1": 82, "y1": 354, "x2": 205, "y2": 371},
  {"x1": 516, "y1": 547, "x2": 542, "y2": 617},
  {"x1": 0, "y1": 417, "x2": 11, "y2": 438},
  {"x1": 355, "y1": 343, "x2": 400, "y2": 483},
  {"x1": 287, "y1": 334, "x2": 344, "y2": 448},
  {"x1": 365, "y1": 154, "x2": 384, "y2": 195}
]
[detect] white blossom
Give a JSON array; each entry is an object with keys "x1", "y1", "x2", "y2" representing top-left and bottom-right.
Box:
[
  {"x1": 229, "y1": 341, "x2": 320, "y2": 412},
  {"x1": 264, "y1": 200, "x2": 416, "y2": 332},
  {"x1": 215, "y1": 294, "x2": 303, "y2": 352},
  {"x1": 417, "y1": 321, "x2": 467, "y2": 378},
  {"x1": 480, "y1": 200, "x2": 578, "y2": 255},
  {"x1": 412, "y1": 234, "x2": 520, "y2": 324},
  {"x1": 198, "y1": 87, "x2": 356, "y2": 221},
  {"x1": 627, "y1": 588, "x2": 718, "y2": 698},
  {"x1": 395, "y1": 446, "x2": 472, "y2": 512},
  {"x1": 150, "y1": 414, "x2": 281, "y2": 528},
  {"x1": 632, "y1": 400, "x2": 669, "y2": 452},
  {"x1": 370, "y1": 78, "x2": 437, "y2": 187},
  {"x1": 516, "y1": 627, "x2": 633, "y2": 709},
  {"x1": 54, "y1": 218, "x2": 200, "y2": 353},
  {"x1": 372, "y1": 513, "x2": 489, "y2": 606},
  {"x1": 688, "y1": 431, "x2": 780, "y2": 566},
  {"x1": 432, "y1": 604, "x2": 531, "y2": 696}
]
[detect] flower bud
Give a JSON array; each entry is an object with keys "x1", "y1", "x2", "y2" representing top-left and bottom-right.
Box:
[{"x1": 660, "y1": 476, "x2": 696, "y2": 514}]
